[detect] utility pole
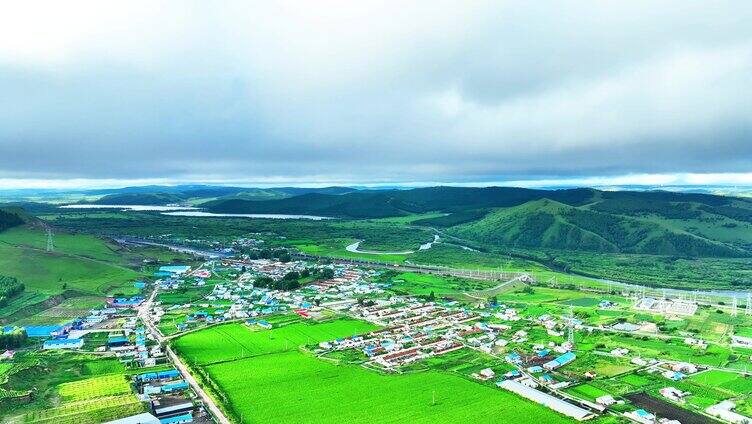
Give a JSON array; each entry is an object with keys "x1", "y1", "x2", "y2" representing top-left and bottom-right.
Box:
[{"x1": 746, "y1": 293, "x2": 752, "y2": 316}]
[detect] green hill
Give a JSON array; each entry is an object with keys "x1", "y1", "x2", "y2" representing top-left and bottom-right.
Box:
[
  {"x1": 201, "y1": 186, "x2": 752, "y2": 258},
  {"x1": 204, "y1": 187, "x2": 596, "y2": 218},
  {"x1": 92, "y1": 192, "x2": 188, "y2": 205},
  {"x1": 449, "y1": 199, "x2": 744, "y2": 257}
]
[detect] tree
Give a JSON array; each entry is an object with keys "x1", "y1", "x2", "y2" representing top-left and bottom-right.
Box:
[
  {"x1": 0, "y1": 327, "x2": 27, "y2": 349},
  {"x1": 282, "y1": 271, "x2": 300, "y2": 281},
  {"x1": 488, "y1": 295, "x2": 498, "y2": 306},
  {"x1": 428, "y1": 291, "x2": 436, "y2": 301},
  {"x1": 320, "y1": 268, "x2": 334, "y2": 279},
  {"x1": 254, "y1": 276, "x2": 274, "y2": 288}
]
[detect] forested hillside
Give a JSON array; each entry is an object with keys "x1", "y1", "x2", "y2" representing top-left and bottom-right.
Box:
[
  {"x1": 0, "y1": 208, "x2": 26, "y2": 232},
  {"x1": 449, "y1": 199, "x2": 744, "y2": 257},
  {"x1": 205, "y1": 186, "x2": 752, "y2": 258}
]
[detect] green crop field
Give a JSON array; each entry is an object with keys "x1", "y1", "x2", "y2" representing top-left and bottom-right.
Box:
[
  {"x1": 23, "y1": 394, "x2": 144, "y2": 424},
  {"x1": 1, "y1": 352, "x2": 141, "y2": 423},
  {"x1": 175, "y1": 320, "x2": 576, "y2": 424},
  {"x1": 14, "y1": 296, "x2": 105, "y2": 325},
  {"x1": 689, "y1": 370, "x2": 752, "y2": 395},
  {"x1": 58, "y1": 374, "x2": 132, "y2": 402},
  {"x1": 174, "y1": 320, "x2": 379, "y2": 365},
  {"x1": 564, "y1": 384, "x2": 610, "y2": 402},
  {"x1": 388, "y1": 272, "x2": 495, "y2": 295},
  {"x1": 206, "y1": 350, "x2": 573, "y2": 424}
]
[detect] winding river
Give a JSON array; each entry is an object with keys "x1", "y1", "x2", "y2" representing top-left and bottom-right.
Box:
[{"x1": 345, "y1": 234, "x2": 440, "y2": 255}]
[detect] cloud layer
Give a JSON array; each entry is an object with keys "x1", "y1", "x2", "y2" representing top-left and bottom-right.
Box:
[{"x1": 1, "y1": 1, "x2": 751, "y2": 185}]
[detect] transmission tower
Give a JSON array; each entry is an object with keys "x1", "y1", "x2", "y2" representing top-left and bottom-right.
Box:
[
  {"x1": 46, "y1": 228, "x2": 54, "y2": 252},
  {"x1": 732, "y1": 296, "x2": 738, "y2": 317},
  {"x1": 746, "y1": 293, "x2": 752, "y2": 316}
]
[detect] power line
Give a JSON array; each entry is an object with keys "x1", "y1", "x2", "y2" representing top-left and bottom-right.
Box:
[{"x1": 46, "y1": 228, "x2": 54, "y2": 252}]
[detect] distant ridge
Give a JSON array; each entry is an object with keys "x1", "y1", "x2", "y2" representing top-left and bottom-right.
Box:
[{"x1": 204, "y1": 186, "x2": 752, "y2": 258}]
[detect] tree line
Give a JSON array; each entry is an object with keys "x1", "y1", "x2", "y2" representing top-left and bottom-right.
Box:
[{"x1": 0, "y1": 276, "x2": 24, "y2": 308}]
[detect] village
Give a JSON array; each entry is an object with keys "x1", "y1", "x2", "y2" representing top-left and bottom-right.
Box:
[{"x1": 3, "y1": 238, "x2": 752, "y2": 424}]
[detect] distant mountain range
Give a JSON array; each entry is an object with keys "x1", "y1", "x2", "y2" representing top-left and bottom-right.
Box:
[
  {"x1": 202, "y1": 186, "x2": 752, "y2": 258},
  {"x1": 88, "y1": 186, "x2": 358, "y2": 205},
  {"x1": 4, "y1": 183, "x2": 752, "y2": 259}
]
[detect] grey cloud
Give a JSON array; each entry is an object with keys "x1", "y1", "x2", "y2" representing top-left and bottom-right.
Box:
[{"x1": 0, "y1": 1, "x2": 751, "y2": 184}]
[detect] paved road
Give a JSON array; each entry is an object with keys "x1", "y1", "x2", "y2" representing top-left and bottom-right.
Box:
[
  {"x1": 167, "y1": 346, "x2": 232, "y2": 424},
  {"x1": 138, "y1": 287, "x2": 232, "y2": 424},
  {"x1": 463, "y1": 275, "x2": 528, "y2": 299}
]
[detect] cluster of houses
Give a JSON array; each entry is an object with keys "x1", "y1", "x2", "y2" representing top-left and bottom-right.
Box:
[
  {"x1": 111, "y1": 369, "x2": 197, "y2": 424},
  {"x1": 152, "y1": 260, "x2": 390, "y2": 334},
  {"x1": 103, "y1": 325, "x2": 164, "y2": 367},
  {"x1": 318, "y1": 300, "x2": 478, "y2": 369},
  {"x1": 224, "y1": 258, "x2": 306, "y2": 280}
]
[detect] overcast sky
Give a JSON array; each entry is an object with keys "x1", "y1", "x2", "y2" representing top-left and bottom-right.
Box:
[{"x1": 1, "y1": 1, "x2": 751, "y2": 188}]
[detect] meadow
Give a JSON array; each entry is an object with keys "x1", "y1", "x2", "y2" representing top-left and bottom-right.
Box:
[{"x1": 0, "y1": 224, "x2": 197, "y2": 324}]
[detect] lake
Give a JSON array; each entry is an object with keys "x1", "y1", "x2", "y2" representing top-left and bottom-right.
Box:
[{"x1": 161, "y1": 211, "x2": 332, "y2": 220}]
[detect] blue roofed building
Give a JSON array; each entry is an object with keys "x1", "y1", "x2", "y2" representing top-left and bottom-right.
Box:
[
  {"x1": 108, "y1": 336, "x2": 130, "y2": 347},
  {"x1": 159, "y1": 265, "x2": 191, "y2": 275},
  {"x1": 157, "y1": 369, "x2": 180, "y2": 380},
  {"x1": 43, "y1": 338, "x2": 83, "y2": 350},
  {"x1": 543, "y1": 352, "x2": 576, "y2": 370},
  {"x1": 161, "y1": 380, "x2": 189, "y2": 393},
  {"x1": 505, "y1": 352, "x2": 522, "y2": 364},
  {"x1": 25, "y1": 325, "x2": 64, "y2": 337},
  {"x1": 138, "y1": 372, "x2": 159, "y2": 382},
  {"x1": 159, "y1": 413, "x2": 193, "y2": 424}
]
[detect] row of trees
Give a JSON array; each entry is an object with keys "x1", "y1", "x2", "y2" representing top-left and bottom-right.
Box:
[
  {"x1": 254, "y1": 271, "x2": 302, "y2": 291},
  {"x1": 244, "y1": 248, "x2": 292, "y2": 262},
  {"x1": 0, "y1": 276, "x2": 24, "y2": 308},
  {"x1": 251, "y1": 266, "x2": 335, "y2": 291},
  {"x1": 0, "y1": 209, "x2": 23, "y2": 233},
  {"x1": 0, "y1": 327, "x2": 27, "y2": 349}
]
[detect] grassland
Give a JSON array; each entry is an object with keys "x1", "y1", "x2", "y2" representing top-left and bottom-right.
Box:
[
  {"x1": 0, "y1": 224, "x2": 197, "y2": 324},
  {"x1": 0, "y1": 226, "x2": 139, "y2": 296},
  {"x1": 175, "y1": 319, "x2": 576, "y2": 424}
]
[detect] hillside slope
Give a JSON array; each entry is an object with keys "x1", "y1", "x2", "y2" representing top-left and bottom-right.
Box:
[
  {"x1": 449, "y1": 199, "x2": 744, "y2": 257},
  {"x1": 0, "y1": 207, "x2": 31, "y2": 232},
  {"x1": 204, "y1": 187, "x2": 596, "y2": 218}
]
